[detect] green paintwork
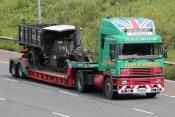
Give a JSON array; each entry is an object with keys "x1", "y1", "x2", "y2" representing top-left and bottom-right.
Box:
[
  {"x1": 100, "y1": 59, "x2": 164, "y2": 77},
  {"x1": 68, "y1": 61, "x2": 98, "y2": 69},
  {"x1": 98, "y1": 17, "x2": 164, "y2": 77},
  {"x1": 10, "y1": 59, "x2": 28, "y2": 76},
  {"x1": 98, "y1": 35, "x2": 162, "y2": 44},
  {"x1": 20, "y1": 64, "x2": 28, "y2": 76},
  {"x1": 115, "y1": 59, "x2": 164, "y2": 76}
]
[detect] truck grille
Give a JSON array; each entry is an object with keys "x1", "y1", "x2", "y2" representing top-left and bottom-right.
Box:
[
  {"x1": 133, "y1": 79, "x2": 151, "y2": 84},
  {"x1": 130, "y1": 68, "x2": 151, "y2": 76},
  {"x1": 120, "y1": 68, "x2": 162, "y2": 76},
  {"x1": 130, "y1": 68, "x2": 159, "y2": 76}
]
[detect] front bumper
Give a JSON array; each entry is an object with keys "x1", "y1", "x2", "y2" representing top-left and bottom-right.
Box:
[{"x1": 115, "y1": 77, "x2": 164, "y2": 94}]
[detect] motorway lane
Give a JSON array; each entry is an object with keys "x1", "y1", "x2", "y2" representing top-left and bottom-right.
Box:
[
  {"x1": 0, "y1": 49, "x2": 21, "y2": 62},
  {"x1": 0, "y1": 98, "x2": 52, "y2": 117},
  {"x1": 0, "y1": 62, "x2": 152, "y2": 117},
  {"x1": 162, "y1": 80, "x2": 175, "y2": 96},
  {"x1": 0, "y1": 49, "x2": 175, "y2": 117}
]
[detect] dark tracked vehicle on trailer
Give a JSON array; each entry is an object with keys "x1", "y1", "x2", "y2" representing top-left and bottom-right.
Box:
[{"x1": 19, "y1": 24, "x2": 86, "y2": 69}]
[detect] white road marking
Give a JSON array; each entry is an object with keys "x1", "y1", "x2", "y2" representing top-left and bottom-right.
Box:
[
  {"x1": 132, "y1": 108, "x2": 154, "y2": 115},
  {"x1": 0, "y1": 98, "x2": 6, "y2": 101},
  {"x1": 169, "y1": 96, "x2": 175, "y2": 98},
  {"x1": 52, "y1": 112, "x2": 71, "y2": 117},
  {"x1": 165, "y1": 79, "x2": 175, "y2": 83},
  {"x1": 160, "y1": 94, "x2": 168, "y2": 97},
  {"x1": 0, "y1": 49, "x2": 19, "y2": 54},
  {"x1": 0, "y1": 61, "x2": 8, "y2": 64},
  {"x1": 3, "y1": 78, "x2": 18, "y2": 82},
  {"x1": 160, "y1": 94, "x2": 175, "y2": 98},
  {"x1": 60, "y1": 91, "x2": 79, "y2": 97}
]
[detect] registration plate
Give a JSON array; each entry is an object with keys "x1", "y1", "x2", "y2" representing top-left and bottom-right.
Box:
[{"x1": 137, "y1": 88, "x2": 146, "y2": 93}]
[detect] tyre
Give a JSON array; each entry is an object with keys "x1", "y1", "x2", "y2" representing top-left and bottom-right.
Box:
[
  {"x1": 75, "y1": 70, "x2": 86, "y2": 92},
  {"x1": 146, "y1": 93, "x2": 157, "y2": 98},
  {"x1": 17, "y1": 65, "x2": 26, "y2": 78},
  {"x1": 38, "y1": 51, "x2": 45, "y2": 66},
  {"x1": 10, "y1": 62, "x2": 18, "y2": 77},
  {"x1": 63, "y1": 59, "x2": 69, "y2": 73},
  {"x1": 28, "y1": 49, "x2": 39, "y2": 68},
  {"x1": 104, "y1": 78, "x2": 117, "y2": 99}
]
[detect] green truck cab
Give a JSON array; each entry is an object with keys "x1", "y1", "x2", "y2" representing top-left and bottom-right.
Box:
[
  {"x1": 96, "y1": 17, "x2": 165, "y2": 98},
  {"x1": 98, "y1": 17, "x2": 164, "y2": 76}
]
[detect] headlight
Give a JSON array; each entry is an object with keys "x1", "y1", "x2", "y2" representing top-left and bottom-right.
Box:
[
  {"x1": 156, "y1": 79, "x2": 161, "y2": 84},
  {"x1": 153, "y1": 68, "x2": 162, "y2": 75},
  {"x1": 122, "y1": 80, "x2": 128, "y2": 85}
]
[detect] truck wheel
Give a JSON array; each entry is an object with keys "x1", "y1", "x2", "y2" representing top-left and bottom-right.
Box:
[
  {"x1": 146, "y1": 93, "x2": 157, "y2": 98},
  {"x1": 75, "y1": 70, "x2": 86, "y2": 92},
  {"x1": 38, "y1": 51, "x2": 45, "y2": 66},
  {"x1": 11, "y1": 63, "x2": 18, "y2": 77},
  {"x1": 104, "y1": 78, "x2": 116, "y2": 99},
  {"x1": 63, "y1": 60, "x2": 69, "y2": 73},
  {"x1": 17, "y1": 65, "x2": 26, "y2": 78},
  {"x1": 28, "y1": 49, "x2": 39, "y2": 68}
]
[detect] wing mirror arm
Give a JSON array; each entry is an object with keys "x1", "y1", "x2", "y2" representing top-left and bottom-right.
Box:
[{"x1": 162, "y1": 45, "x2": 167, "y2": 59}]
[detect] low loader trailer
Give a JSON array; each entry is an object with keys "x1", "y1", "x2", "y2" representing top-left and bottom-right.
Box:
[{"x1": 10, "y1": 17, "x2": 166, "y2": 99}]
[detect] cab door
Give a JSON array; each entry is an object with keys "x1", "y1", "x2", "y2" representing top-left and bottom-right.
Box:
[{"x1": 102, "y1": 41, "x2": 117, "y2": 71}]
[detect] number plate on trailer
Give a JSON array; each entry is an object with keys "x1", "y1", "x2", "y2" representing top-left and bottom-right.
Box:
[{"x1": 137, "y1": 88, "x2": 146, "y2": 93}]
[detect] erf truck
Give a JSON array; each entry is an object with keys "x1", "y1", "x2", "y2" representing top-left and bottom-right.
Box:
[{"x1": 9, "y1": 17, "x2": 166, "y2": 99}]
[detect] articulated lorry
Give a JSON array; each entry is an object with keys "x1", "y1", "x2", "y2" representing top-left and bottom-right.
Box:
[{"x1": 9, "y1": 17, "x2": 166, "y2": 99}]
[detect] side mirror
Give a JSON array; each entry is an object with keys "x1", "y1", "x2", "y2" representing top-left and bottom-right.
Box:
[
  {"x1": 162, "y1": 47, "x2": 167, "y2": 59},
  {"x1": 110, "y1": 51, "x2": 115, "y2": 60}
]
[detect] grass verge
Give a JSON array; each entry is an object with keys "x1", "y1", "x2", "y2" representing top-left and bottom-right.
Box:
[
  {"x1": 165, "y1": 64, "x2": 175, "y2": 81},
  {"x1": 0, "y1": 40, "x2": 21, "y2": 52}
]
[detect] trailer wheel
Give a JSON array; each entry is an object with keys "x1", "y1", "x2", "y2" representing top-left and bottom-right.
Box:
[
  {"x1": 17, "y1": 65, "x2": 26, "y2": 78},
  {"x1": 11, "y1": 63, "x2": 18, "y2": 77},
  {"x1": 38, "y1": 51, "x2": 45, "y2": 66},
  {"x1": 75, "y1": 70, "x2": 86, "y2": 92},
  {"x1": 28, "y1": 49, "x2": 39, "y2": 68},
  {"x1": 104, "y1": 78, "x2": 116, "y2": 99},
  {"x1": 146, "y1": 93, "x2": 157, "y2": 98}
]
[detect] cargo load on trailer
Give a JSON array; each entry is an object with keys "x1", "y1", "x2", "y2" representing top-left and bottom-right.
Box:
[{"x1": 19, "y1": 24, "x2": 89, "y2": 69}]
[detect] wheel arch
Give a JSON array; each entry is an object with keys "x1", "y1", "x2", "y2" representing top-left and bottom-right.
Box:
[{"x1": 103, "y1": 72, "x2": 113, "y2": 86}]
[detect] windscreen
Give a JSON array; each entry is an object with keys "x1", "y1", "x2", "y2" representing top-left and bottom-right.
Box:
[{"x1": 118, "y1": 43, "x2": 162, "y2": 59}]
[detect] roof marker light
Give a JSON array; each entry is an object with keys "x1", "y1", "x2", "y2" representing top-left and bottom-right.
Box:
[{"x1": 123, "y1": 28, "x2": 128, "y2": 32}]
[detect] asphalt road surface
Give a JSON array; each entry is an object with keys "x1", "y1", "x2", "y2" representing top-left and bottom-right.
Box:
[{"x1": 0, "y1": 49, "x2": 175, "y2": 117}]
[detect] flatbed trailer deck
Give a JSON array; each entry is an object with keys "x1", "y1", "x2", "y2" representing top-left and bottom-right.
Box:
[{"x1": 9, "y1": 57, "x2": 98, "y2": 88}]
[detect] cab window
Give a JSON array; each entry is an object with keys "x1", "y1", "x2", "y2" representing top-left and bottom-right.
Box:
[{"x1": 109, "y1": 44, "x2": 117, "y2": 59}]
